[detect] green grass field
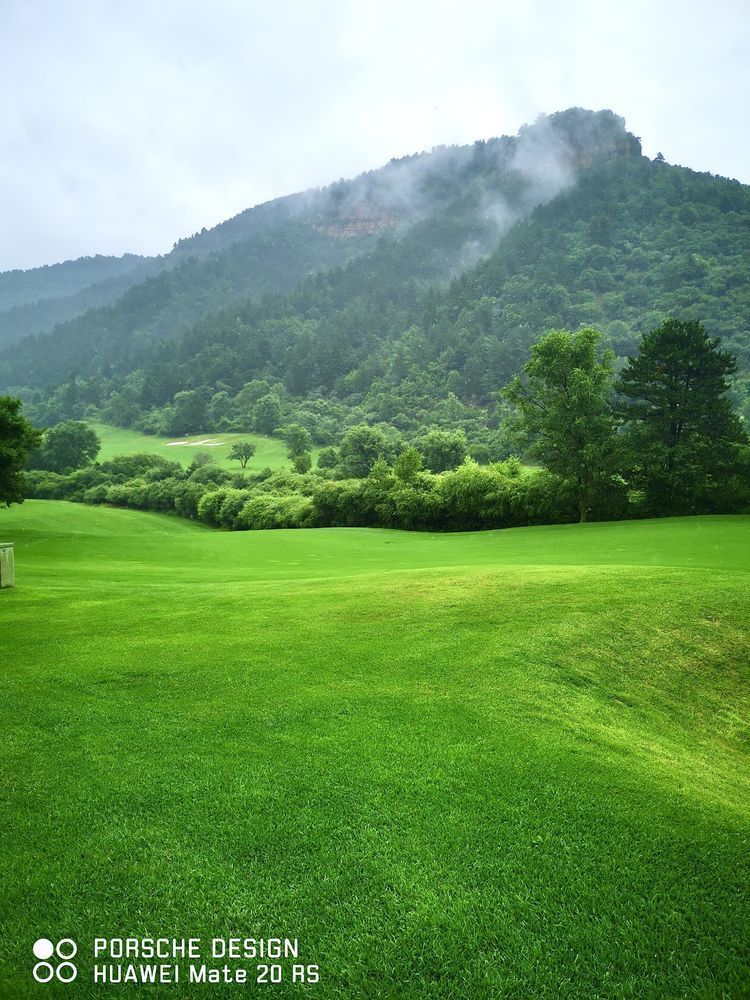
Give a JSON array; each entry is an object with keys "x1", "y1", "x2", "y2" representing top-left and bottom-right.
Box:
[
  {"x1": 1, "y1": 502, "x2": 749, "y2": 997},
  {"x1": 92, "y1": 421, "x2": 300, "y2": 470}
]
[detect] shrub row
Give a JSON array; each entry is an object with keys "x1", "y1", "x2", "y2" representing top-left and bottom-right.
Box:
[{"x1": 26, "y1": 452, "x2": 637, "y2": 531}]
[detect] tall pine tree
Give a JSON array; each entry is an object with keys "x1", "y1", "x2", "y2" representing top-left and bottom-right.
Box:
[{"x1": 617, "y1": 319, "x2": 748, "y2": 515}]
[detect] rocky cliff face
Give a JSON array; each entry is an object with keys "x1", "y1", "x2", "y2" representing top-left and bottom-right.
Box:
[
  {"x1": 315, "y1": 109, "x2": 643, "y2": 239},
  {"x1": 543, "y1": 107, "x2": 643, "y2": 167},
  {"x1": 313, "y1": 208, "x2": 398, "y2": 238}
]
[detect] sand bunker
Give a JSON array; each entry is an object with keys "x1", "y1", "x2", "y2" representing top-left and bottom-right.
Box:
[{"x1": 166, "y1": 438, "x2": 227, "y2": 447}]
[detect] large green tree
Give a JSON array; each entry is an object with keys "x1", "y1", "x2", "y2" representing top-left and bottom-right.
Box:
[
  {"x1": 252, "y1": 394, "x2": 283, "y2": 435},
  {"x1": 503, "y1": 328, "x2": 618, "y2": 522},
  {"x1": 394, "y1": 445, "x2": 424, "y2": 483},
  {"x1": 168, "y1": 390, "x2": 209, "y2": 436},
  {"x1": 616, "y1": 318, "x2": 748, "y2": 514},
  {"x1": 0, "y1": 396, "x2": 41, "y2": 505},
  {"x1": 34, "y1": 420, "x2": 100, "y2": 474},
  {"x1": 278, "y1": 424, "x2": 312, "y2": 460},
  {"x1": 419, "y1": 429, "x2": 468, "y2": 472},
  {"x1": 338, "y1": 425, "x2": 388, "y2": 478}
]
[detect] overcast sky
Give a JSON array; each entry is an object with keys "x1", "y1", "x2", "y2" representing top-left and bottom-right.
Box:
[{"x1": 1, "y1": 0, "x2": 748, "y2": 271}]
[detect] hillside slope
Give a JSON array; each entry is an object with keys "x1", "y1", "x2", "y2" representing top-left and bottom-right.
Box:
[
  {"x1": 0, "y1": 252, "x2": 148, "y2": 312},
  {"x1": 23, "y1": 148, "x2": 747, "y2": 438},
  {"x1": 0, "y1": 255, "x2": 168, "y2": 347},
  {"x1": 7, "y1": 107, "x2": 750, "y2": 432},
  {"x1": 0, "y1": 109, "x2": 641, "y2": 387}
]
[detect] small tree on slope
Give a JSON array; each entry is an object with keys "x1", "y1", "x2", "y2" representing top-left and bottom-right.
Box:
[{"x1": 228, "y1": 441, "x2": 256, "y2": 469}]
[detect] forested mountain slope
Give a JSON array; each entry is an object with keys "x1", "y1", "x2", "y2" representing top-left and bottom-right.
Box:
[
  {"x1": 401, "y1": 155, "x2": 750, "y2": 401},
  {"x1": 0, "y1": 109, "x2": 639, "y2": 387},
  {"x1": 6, "y1": 107, "x2": 750, "y2": 432},
  {"x1": 0, "y1": 194, "x2": 362, "y2": 350},
  {"x1": 0, "y1": 253, "x2": 160, "y2": 347},
  {"x1": 0, "y1": 252, "x2": 148, "y2": 312},
  {"x1": 1, "y1": 223, "x2": 378, "y2": 383},
  {"x1": 26, "y1": 150, "x2": 750, "y2": 430},
  {"x1": 0, "y1": 256, "x2": 169, "y2": 347}
]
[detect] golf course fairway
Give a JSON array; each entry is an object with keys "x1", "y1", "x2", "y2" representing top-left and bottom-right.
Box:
[
  {"x1": 91, "y1": 422, "x2": 309, "y2": 470},
  {"x1": 1, "y1": 501, "x2": 749, "y2": 997}
]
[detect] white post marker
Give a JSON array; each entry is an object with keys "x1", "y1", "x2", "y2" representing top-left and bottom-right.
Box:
[{"x1": 0, "y1": 543, "x2": 15, "y2": 588}]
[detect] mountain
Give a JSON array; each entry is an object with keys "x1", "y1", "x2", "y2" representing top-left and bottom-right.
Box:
[
  {"x1": 0, "y1": 254, "x2": 157, "y2": 347},
  {"x1": 4, "y1": 108, "x2": 749, "y2": 436},
  {"x1": 0, "y1": 109, "x2": 639, "y2": 384},
  {"x1": 0, "y1": 253, "x2": 148, "y2": 313}
]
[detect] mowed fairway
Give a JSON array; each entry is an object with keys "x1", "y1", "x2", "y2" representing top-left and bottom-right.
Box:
[
  {"x1": 1, "y1": 502, "x2": 749, "y2": 998},
  {"x1": 92, "y1": 421, "x2": 299, "y2": 469}
]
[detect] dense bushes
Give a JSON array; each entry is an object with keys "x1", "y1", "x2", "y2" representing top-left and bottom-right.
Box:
[
  {"x1": 23, "y1": 444, "x2": 734, "y2": 532},
  {"x1": 310, "y1": 461, "x2": 583, "y2": 531},
  {"x1": 237, "y1": 494, "x2": 315, "y2": 530},
  {"x1": 24, "y1": 451, "x2": 599, "y2": 532}
]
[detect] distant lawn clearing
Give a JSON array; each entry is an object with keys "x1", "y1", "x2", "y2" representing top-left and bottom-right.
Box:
[
  {"x1": 92, "y1": 421, "x2": 304, "y2": 470},
  {"x1": 1, "y1": 502, "x2": 749, "y2": 997}
]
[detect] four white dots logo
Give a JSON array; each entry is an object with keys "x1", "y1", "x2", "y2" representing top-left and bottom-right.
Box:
[{"x1": 33, "y1": 938, "x2": 78, "y2": 984}]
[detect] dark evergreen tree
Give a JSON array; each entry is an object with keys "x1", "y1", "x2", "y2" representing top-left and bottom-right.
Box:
[
  {"x1": 616, "y1": 318, "x2": 748, "y2": 514},
  {"x1": 168, "y1": 390, "x2": 209, "y2": 436}
]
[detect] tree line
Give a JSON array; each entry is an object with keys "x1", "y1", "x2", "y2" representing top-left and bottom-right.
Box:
[
  {"x1": 4, "y1": 318, "x2": 747, "y2": 529},
  {"x1": 504, "y1": 318, "x2": 747, "y2": 521}
]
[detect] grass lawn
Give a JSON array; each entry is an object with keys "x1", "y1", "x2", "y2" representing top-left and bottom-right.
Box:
[
  {"x1": 91, "y1": 421, "x2": 303, "y2": 471},
  {"x1": 1, "y1": 502, "x2": 749, "y2": 997}
]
